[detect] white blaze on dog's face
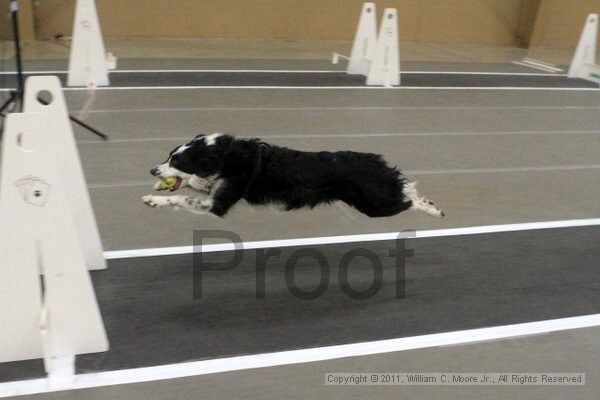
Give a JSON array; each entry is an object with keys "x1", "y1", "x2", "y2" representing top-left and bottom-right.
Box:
[
  {"x1": 150, "y1": 144, "x2": 194, "y2": 188},
  {"x1": 150, "y1": 133, "x2": 224, "y2": 191}
]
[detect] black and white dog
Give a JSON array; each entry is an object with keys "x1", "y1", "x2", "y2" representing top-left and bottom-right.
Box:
[{"x1": 143, "y1": 133, "x2": 445, "y2": 218}]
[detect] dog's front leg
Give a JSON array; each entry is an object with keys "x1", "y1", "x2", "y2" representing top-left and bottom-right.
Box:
[{"x1": 142, "y1": 195, "x2": 213, "y2": 215}]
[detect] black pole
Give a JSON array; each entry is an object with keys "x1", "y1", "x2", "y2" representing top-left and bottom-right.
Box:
[
  {"x1": 10, "y1": 1, "x2": 24, "y2": 100},
  {"x1": 0, "y1": 1, "x2": 23, "y2": 117}
]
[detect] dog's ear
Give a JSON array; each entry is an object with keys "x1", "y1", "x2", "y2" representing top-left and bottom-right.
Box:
[
  {"x1": 210, "y1": 134, "x2": 234, "y2": 156},
  {"x1": 187, "y1": 135, "x2": 233, "y2": 177}
]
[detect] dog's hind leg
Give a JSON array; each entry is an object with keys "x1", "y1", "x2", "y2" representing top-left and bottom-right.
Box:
[{"x1": 402, "y1": 182, "x2": 445, "y2": 218}]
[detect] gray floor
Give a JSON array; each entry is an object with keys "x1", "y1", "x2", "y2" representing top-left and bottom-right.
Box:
[
  {"x1": 14, "y1": 326, "x2": 600, "y2": 400},
  {"x1": 2, "y1": 226, "x2": 597, "y2": 381},
  {"x1": 1, "y1": 58, "x2": 599, "y2": 399},
  {"x1": 63, "y1": 85, "x2": 600, "y2": 250},
  {"x1": 4, "y1": 70, "x2": 596, "y2": 89}
]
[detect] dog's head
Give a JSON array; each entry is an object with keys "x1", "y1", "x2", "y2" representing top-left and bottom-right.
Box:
[{"x1": 150, "y1": 133, "x2": 231, "y2": 190}]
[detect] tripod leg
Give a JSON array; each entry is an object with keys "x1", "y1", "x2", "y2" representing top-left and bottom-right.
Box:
[
  {"x1": 35, "y1": 97, "x2": 108, "y2": 141},
  {"x1": 0, "y1": 92, "x2": 20, "y2": 116},
  {"x1": 0, "y1": 92, "x2": 21, "y2": 137},
  {"x1": 69, "y1": 114, "x2": 108, "y2": 141}
]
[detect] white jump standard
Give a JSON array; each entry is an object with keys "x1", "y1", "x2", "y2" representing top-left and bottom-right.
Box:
[
  {"x1": 0, "y1": 77, "x2": 108, "y2": 385},
  {"x1": 568, "y1": 13, "x2": 600, "y2": 85},
  {"x1": 335, "y1": 2, "x2": 378, "y2": 76},
  {"x1": 68, "y1": 0, "x2": 116, "y2": 87},
  {"x1": 332, "y1": 2, "x2": 400, "y2": 86},
  {"x1": 366, "y1": 8, "x2": 400, "y2": 86}
]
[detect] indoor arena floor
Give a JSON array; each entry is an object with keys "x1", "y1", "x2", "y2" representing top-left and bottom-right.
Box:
[{"x1": 0, "y1": 53, "x2": 599, "y2": 399}]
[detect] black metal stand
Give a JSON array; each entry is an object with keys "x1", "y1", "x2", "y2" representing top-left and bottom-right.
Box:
[{"x1": 0, "y1": 0, "x2": 108, "y2": 140}]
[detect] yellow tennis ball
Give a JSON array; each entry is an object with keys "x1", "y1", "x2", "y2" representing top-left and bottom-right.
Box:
[
  {"x1": 158, "y1": 177, "x2": 180, "y2": 190},
  {"x1": 162, "y1": 177, "x2": 177, "y2": 187}
]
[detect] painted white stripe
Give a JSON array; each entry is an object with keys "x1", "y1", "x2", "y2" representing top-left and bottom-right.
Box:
[
  {"x1": 83, "y1": 105, "x2": 600, "y2": 114},
  {"x1": 1, "y1": 314, "x2": 599, "y2": 398},
  {"x1": 114, "y1": 69, "x2": 343, "y2": 74},
  {"x1": 87, "y1": 164, "x2": 600, "y2": 190},
  {"x1": 0, "y1": 69, "x2": 343, "y2": 75},
  {"x1": 57, "y1": 86, "x2": 599, "y2": 92},
  {"x1": 88, "y1": 164, "x2": 600, "y2": 190},
  {"x1": 410, "y1": 164, "x2": 600, "y2": 175},
  {"x1": 512, "y1": 61, "x2": 561, "y2": 73},
  {"x1": 77, "y1": 130, "x2": 600, "y2": 145},
  {"x1": 111, "y1": 69, "x2": 567, "y2": 76},
  {"x1": 0, "y1": 70, "x2": 66, "y2": 75},
  {"x1": 88, "y1": 181, "x2": 154, "y2": 189},
  {"x1": 2, "y1": 86, "x2": 598, "y2": 92},
  {"x1": 406, "y1": 70, "x2": 563, "y2": 76},
  {"x1": 0, "y1": 69, "x2": 563, "y2": 76},
  {"x1": 235, "y1": 130, "x2": 600, "y2": 138},
  {"x1": 103, "y1": 218, "x2": 600, "y2": 259}
]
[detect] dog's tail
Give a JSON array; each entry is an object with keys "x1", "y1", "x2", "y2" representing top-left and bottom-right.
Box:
[{"x1": 402, "y1": 181, "x2": 445, "y2": 218}]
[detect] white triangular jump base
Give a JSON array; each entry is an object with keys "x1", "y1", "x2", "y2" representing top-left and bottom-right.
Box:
[
  {"x1": 68, "y1": 0, "x2": 116, "y2": 87},
  {"x1": 0, "y1": 77, "x2": 108, "y2": 376},
  {"x1": 568, "y1": 13, "x2": 600, "y2": 85}
]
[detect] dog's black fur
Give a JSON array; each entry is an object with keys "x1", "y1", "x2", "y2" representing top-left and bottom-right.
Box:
[{"x1": 147, "y1": 134, "x2": 444, "y2": 218}]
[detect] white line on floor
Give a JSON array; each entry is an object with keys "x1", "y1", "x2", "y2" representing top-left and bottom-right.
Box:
[
  {"x1": 86, "y1": 165, "x2": 600, "y2": 190},
  {"x1": 103, "y1": 218, "x2": 600, "y2": 259},
  {"x1": 405, "y1": 71, "x2": 563, "y2": 76},
  {"x1": 2, "y1": 86, "x2": 597, "y2": 92},
  {"x1": 1, "y1": 314, "x2": 598, "y2": 398},
  {"x1": 88, "y1": 181, "x2": 155, "y2": 189},
  {"x1": 82, "y1": 105, "x2": 600, "y2": 114},
  {"x1": 409, "y1": 165, "x2": 600, "y2": 175},
  {"x1": 112, "y1": 69, "x2": 343, "y2": 74},
  {"x1": 56, "y1": 86, "x2": 599, "y2": 92},
  {"x1": 0, "y1": 69, "x2": 562, "y2": 76},
  {"x1": 0, "y1": 70, "x2": 66, "y2": 75},
  {"x1": 77, "y1": 130, "x2": 600, "y2": 145}
]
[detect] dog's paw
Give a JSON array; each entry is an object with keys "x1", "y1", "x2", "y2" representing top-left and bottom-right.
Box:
[
  {"x1": 423, "y1": 201, "x2": 445, "y2": 219},
  {"x1": 412, "y1": 197, "x2": 446, "y2": 218},
  {"x1": 142, "y1": 195, "x2": 170, "y2": 208}
]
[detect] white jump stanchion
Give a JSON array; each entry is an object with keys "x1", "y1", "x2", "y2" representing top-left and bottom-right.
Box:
[
  {"x1": 332, "y1": 3, "x2": 401, "y2": 86},
  {"x1": 568, "y1": 13, "x2": 600, "y2": 85},
  {"x1": 23, "y1": 76, "x2": 107, "y2": 271},
  {"x1": 332, "y1": 2, "x2": 377, "y2": 76},
  {"x1": 347, "y1": 2, "x2": 377, "y2": 75},
  {"x1": 67, "y1": 0, "x2": 115, "y2": 87},
  {"x1": 0, "y1": 85, "x2": 108, "y2": 377},
  {"x1": 367, "y1": 8, "x2": 400, "y2": 86}
]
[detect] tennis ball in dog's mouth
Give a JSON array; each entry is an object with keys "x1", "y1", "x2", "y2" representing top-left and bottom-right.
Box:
[{"x1": 156, "y1": 177, "x2": 182, "y2": 191}]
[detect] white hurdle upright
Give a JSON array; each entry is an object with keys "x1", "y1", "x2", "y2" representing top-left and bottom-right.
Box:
[
  {"x1": 332, "y1": 3, "x2": 400, "y2": 86},
  {"x1": 0, "y1": 76, "x2": 108, "y2": 381},
  {"x1": 24, "y1": 77, "x2": 107, "y2": 271},
  {"x1": 568, "y1": 13, "x2": 600, "y2": 85},
  {"x1": 68, "y1": 0, "x2": 116, "y2": 87},
  {"x1": 367, "y1": 8, "x2": 400, "y2": 86},
  {"x1": 346, "y1": 2, "x2": 378, "y2": 76}
]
